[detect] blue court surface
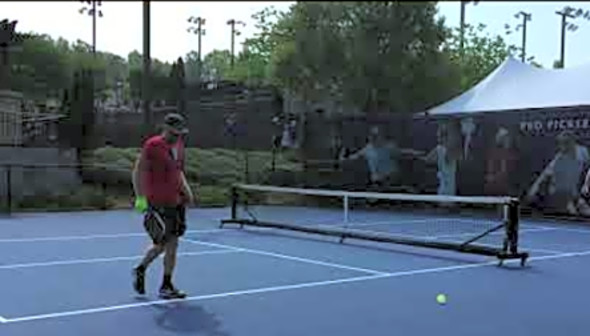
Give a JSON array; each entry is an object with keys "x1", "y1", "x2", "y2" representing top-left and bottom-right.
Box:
[{"x1": 0, "y1": 207, "x2": 589, "y2": 336}]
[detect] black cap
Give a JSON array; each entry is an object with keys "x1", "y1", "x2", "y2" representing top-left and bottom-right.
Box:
[{"x1": 163, "y1": 113, "x2": 188, "y2": 134}]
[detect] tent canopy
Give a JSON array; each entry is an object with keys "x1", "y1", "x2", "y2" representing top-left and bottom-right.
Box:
[{"x1": 426, "y1": 57, "x2": 590, "y2": 116}]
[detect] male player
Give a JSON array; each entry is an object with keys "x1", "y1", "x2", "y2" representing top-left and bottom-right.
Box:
[{"x1": 131, "y1": 113, "x2": 194, "y2": 299}]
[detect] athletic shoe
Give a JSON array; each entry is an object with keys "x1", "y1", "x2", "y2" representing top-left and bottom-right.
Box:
[
  {"x1": 159, "y1": 285, "x2": 187, "y2": 299},
  {"x1": 132, "y1": 267, "x2": 146, "y2": 295}
]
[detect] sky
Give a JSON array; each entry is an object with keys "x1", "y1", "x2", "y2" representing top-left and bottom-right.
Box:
[{"x1": 1, "y1": 1, "x2": 589, "y2": 69}]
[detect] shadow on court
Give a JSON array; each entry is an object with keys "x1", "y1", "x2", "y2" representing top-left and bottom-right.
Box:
[{"x1": 136, "y1": 297, "x2": 229, "y2": 336}]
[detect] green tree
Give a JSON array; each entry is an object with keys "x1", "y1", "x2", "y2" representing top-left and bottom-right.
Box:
[
  {"x1": 101, "y1": 53, "x2": 127, "y2": 98},
  {"x1": 183, "y1": 50, "x2": 201, "y2": 83},
  {"x1": 231, "y1": 5, "x2": 295, "y2": 86},
  {"x1": 201, "y1": 49, "x2": 232, "y2": 82},
  {"x1": 10, "y1": 29, "x2": 189, "y2": 109},
  {"x1": 270, "y1": 2, "x2": 456, "y2": 114},
  {"x1": 127, "y1": 50, "x2": 173, "y2": 103},
  {"x1": 243, "y1": 6, "x2": 286, "y2": 63},
  {"x1": 180, "y1": 6, "x2": 291, "y2": 86},
  {"x1": 444, "y1": 23, "x2": 518, "y2": 92},
  {"x1": 227, "y1": 50, "x2": 269, "y2": 86},
  {"x1": 11, "y1": 33, "x2": 71, "y2": 98},
  {"x1": 11, "y1": 33, "x2": 118, "y2": 99},
  {"x1": 127, "y1": 50, "x2": 142, "y2": 70},
  {"x1": 127, "y1": 51, "x2": 142, "y2": 101}
]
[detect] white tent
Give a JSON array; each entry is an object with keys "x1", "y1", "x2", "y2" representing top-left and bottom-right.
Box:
[{"x1": 426, "y1": 57, "x2": 590, "y2": 116}]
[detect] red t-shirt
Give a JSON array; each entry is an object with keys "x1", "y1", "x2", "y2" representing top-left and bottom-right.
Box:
[{"x1": 141, "y1": 135, "x2": 185, "y2": 206}]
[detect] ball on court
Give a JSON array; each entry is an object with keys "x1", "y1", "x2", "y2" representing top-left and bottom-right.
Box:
[{"x1": 436, "y1": 294, "x2": 447, "y2": 305}]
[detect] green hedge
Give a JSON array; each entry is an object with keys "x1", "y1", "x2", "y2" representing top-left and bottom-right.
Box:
[
  {"x1": 89, "y1": 147, "x2": 301, "y2": 208},
  {"x1": 13, "y1": 185, "x2": 119, "y2": 212},
  {"x1": 11, "y1": 147, "x2": 302, "y2": 211}
]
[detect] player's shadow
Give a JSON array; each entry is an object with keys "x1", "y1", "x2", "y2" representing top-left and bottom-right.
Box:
[{"x1": 142, "y1": 299, "x2": 229, "y2": 335}]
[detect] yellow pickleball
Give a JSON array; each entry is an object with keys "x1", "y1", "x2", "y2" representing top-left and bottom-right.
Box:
[
  {"x1": 134, "y1": 196, "x2": 148, "y2": 213},
  {"x1": 436, "y1": 294, "x2": 447, "y2": 305}
]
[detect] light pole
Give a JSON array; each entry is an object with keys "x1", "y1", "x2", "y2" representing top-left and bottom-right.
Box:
[
  {"x1": 187, "y1": 16, "x2": 206, "y2": 79},
  {"x1": 555, "y1": 7, "x2": 577, "y2": 68},
  {"x1": 459, "y1": 1, "x2": 478, "y2": 61},
  {"x1": 227, "y1": 19, "x2": 245, "y2": 68},
  {"x1": 78, "y1": 1, "x2": 103, "y2": 55},
  {"x1": 142, "y1": 1, "x2": 151, "y2": 137},
  {"x1": 513, "y1": 11, "x2": 532, "y2": 62}
]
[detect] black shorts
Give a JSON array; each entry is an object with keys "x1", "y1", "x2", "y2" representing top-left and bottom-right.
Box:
[{"x1": 143, "y1": 205, "x2": 186, "y2": 245}]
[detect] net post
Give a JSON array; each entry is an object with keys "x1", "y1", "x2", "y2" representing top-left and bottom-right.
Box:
[
  {"x1": 506, "y1": 198, "x2": 520, "y2": 254},
  {"x1": 6, "y1": 164, "x2": 12, "y2": 215},
  {"x1": 343, "y1": 195, "x2": 349, "y2": 226},
  {"x1": 101, "y1": 167, "x2": 108, "y2": 211},
  {"x1": 221, "y1": 186, "x2": 238, "y2": 229},
  {"x1": 231, "y1": 186, "x2": 238, "y2": 220}
]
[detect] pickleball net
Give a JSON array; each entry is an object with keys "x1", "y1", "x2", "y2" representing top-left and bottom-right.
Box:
[{"x1": 220, "y1": 184, "x2": 529, "y2": 265}]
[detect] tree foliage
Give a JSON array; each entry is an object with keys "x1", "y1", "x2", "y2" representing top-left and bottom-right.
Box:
[
  {"x1": 443, "y1": 23, "x2": 518, "y2": 92},
  {"x1": 177, "y1": 6, "x2": 295, "y2": 87},
  {"x1": 265, "y1": 2, "x2": 458, "y2": 114},
  {"x1": 183, "y1": 51, "x2": 201, "y2": 83},
  {"x1": 126, "y1": 50, "x2": 173, "y2": 103},
  {"x1": 10, "y1": 33, "x2": 175, "y2": 103},
  {"x1": 7, "y1": 3, "x2": 525, "y2": 117},
  {"x1": 11, "y1": 33, "x2": 71, "y2": 98},
  {"x1": 200, "y1": 49, "x2": 232, "y2": 82}
]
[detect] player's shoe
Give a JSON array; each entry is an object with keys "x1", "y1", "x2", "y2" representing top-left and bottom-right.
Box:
[
  {"x1": 159, "y1": 284, "x2": 187, "y2": 299},
  {"x1": 132, "y1": 266, "x2": 146, "y2": 295}
]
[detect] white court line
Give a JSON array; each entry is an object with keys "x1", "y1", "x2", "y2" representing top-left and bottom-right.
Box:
[
  {"x1": 5, "y1": 248, "x2": 590, "y2": 324},
  {"x1": 236, "y1": 217, "x2": 568, "y2": 256},
  {"x1": 527, "y1": 225, "x2": 590, "y2": 235},
  {"x1": 441, "y1": 240, "x2": 565, "y2": 255},
  {"x1": 445, "y1": 219, "x2": 590, "y2": 235},
  {"x1": 526, "y1": 250, "x2": 590, "y2": 261},
  {"x1": 326, "y1": 219, "x2": 431, "y2": 227},
  {"x1": 0, "y1": 315, "x2": 7, "y2": 323},
  {"x1": 314, "y1": 225, "x2": 565, "y2": 255},
  {"x1": 251, "y1": 220, "x2": 565, "y2": 256},
  {"x1": 522, "y1": 247, "x2": 566, "y2": 255},
  {"x1": 0, "y1": 250, "x2": 239, "y2": 270},
  {"x1": 316, "y1": 218, "x2": 495, "y2": 228},
  {"x1": 428, "y1": 227, "x2": 557, "y2": 240},
  {"x1": 319, "y1": 223, "x2": 563, "y2": 248},
  {"x1": 350, "y1": 218, "x2": 498, "y2": 227},
  {"x1": 183, "y1": 238, "x2": 388, "y2": 276},
  {"x1": 3, "y1": 273, "x2": 389, "y2": 324},
  {"x1": 0, "y1": 229, "x2": 225, "y2": 243},
  {"x1": 319, "y1": 218, "x2": 588, "y2": 237},
  {"x1": 315, "y1": 223, "x2": 434, "y2": 241}
]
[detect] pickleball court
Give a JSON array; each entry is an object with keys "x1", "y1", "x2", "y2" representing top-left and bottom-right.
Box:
[{"x1": 0, "y1": 202, "x2": 589, "y2": 336}]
